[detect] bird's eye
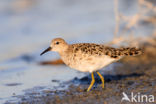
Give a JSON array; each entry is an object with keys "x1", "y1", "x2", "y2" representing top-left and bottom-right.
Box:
[{"x1": 56, "y1": 42, "x2": 59, "y2": 45}]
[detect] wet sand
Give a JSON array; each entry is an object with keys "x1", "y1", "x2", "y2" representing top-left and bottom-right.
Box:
[{"x1": 13, "y1": 38, "x2": 156, "y2": 104}]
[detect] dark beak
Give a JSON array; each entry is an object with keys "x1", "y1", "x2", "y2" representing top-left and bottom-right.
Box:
[{"x1": 40, "y1": 47, "x2": 52, "y2": 56}]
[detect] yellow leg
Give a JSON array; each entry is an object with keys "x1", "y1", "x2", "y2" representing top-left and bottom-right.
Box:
[
  {"x1": 87, "y1": 72, "x2": 95, "y2": 92},
  {"x1": 96, "y1": 71, "x2": 105, "y2": 88}
]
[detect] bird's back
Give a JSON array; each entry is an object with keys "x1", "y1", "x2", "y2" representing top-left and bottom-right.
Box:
[{"x1": 70, "y1": 43, "x2": 142, "y2": 58}]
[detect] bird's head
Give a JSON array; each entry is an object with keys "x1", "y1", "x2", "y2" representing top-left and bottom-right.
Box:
[{"x1": 40, "y1": 38, "x2": 68, "y2": 55}]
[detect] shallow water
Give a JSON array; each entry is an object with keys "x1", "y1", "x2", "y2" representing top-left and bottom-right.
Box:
[{"x1": 0, "y1": 0, "x2": 153, "y2": 103}]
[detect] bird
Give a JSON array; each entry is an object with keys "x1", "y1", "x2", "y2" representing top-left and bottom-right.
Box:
[{"x1": 40, "y1": 38, "x2": 142, "y2": 91}]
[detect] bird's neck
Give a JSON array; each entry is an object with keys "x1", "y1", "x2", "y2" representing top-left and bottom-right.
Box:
[{"x1": 58, "y1": 45, "x2": 69, "y2": 55}]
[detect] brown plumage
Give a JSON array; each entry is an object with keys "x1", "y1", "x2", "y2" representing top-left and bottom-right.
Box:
[
  {"x1": 119, "y1": 47, "x2": 143, "y2": 56},
  {"x1": 69, "y1": 43, "x2": 143, "y2": 59}
]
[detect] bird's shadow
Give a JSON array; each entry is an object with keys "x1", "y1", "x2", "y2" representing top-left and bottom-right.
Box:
[{"x1": 72, "y1": 73, "x2": 144, "y2": 85}]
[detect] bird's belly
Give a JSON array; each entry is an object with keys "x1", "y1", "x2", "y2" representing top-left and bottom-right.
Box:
[{"x1": 69, "y1": 56, "x2": 118, "y2": 72}]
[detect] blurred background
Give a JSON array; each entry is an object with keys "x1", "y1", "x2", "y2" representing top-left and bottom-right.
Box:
[{"x1": 0, "y1": 0, "x2": 155, "y2": 103}]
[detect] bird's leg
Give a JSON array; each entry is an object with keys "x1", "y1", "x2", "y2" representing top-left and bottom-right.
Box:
[
  {"x1": 96, "y1": 71, "x2": 104, "y2": 88},
  {"x1": 87, "y1": 72, "x2": 95, "y2": 92}
]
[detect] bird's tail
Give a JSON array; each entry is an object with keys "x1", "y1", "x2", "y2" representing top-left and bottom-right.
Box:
[{"x1": 119, "y1": 47, "x2": 143, "y2": 56}]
